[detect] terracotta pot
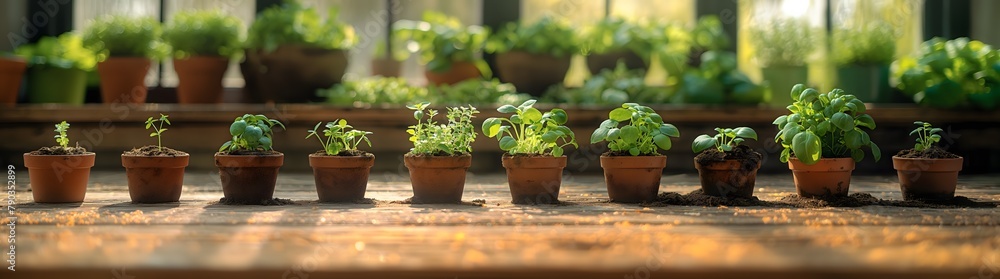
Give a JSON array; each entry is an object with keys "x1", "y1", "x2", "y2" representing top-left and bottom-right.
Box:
[
  {"x1": 122, "y1": 153, "x2": 190, "y2": 203},
  {"x1": 215, "y1": 153, "x2": 284, "y2": 203},
  {"x1": 23, "y1": 152, "x2": 96, "y2": 203},
  {"x1": 502, "y1": 156, "x2": 567, "y2": 204},
  {"x1": 424, "y1": 61, "x2": 482, "y2": 86},
  {"x1": 371, "y1": 58, "x2": 401, "y2": 77},
  {"x1": 788, "y1": 158, "x2": 855, "y2": 198},
  {"x1": 97, "y1": 57, "x2": 151, "y2": 104},
  {"x1": 892, "y1": 156, "x2": 964, "y2": 201},
  {"x1": 694, "y1": 158, "x2": 761, "y2": 198},
  {"x1": 26, "y1": 66, "x2": 88, "y2": 104},
  {"x1": 174, "y1": 56, "x2": 229, "y2": 104},
  {"x1": 0, "y1": 57, "x2": 27, "y2": 104},
  {"x1": 404, "y1": 155, "x2": 471, "y2": 203},
  {"x1": 586, "y1": 50, "x2": 646, "y2": 75},
  {"x1": 241, "y1": 46, "x2": 348, "y2": 103},
  {"x1": 309, "y1": 154, "x2": 375, "y2": 203},
  {"x1": 600, "y1": 155, "x2": 666, "y2": 203},
  {"x1": 496, "y1": 51, "x2": 571, "y2": 96}
]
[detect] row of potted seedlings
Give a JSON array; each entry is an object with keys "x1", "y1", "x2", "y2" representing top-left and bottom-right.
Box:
[{"x1": 23, "y1": 85, "x2": 964, "y2": 204}]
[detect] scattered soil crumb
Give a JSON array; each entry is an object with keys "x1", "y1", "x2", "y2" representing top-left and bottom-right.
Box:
[
  {"x1": 311, "y1": 150, "x2": 374, "y2": 157},
  {"x1": 779, "y1": 193, "x2": 880, "y2": 208},
  {"x1": 694, "y1": 145, "x2": 762, "y2": 172},
  {"x1": 895, "y1": 146, "x2": 960, "y2": 159},
  {"x1": 878, "y1": 196, "x2": 997, "y2": 208},
  {"x1": 217, "y1": 197, "x2": 295, "y2": 206},
  {"x1": 30, "y1": 146, "x2": 89, "y2": 155},
  {"x1": 471, "y1": 199, "x2": 486, "y2": 204},
  {"x1": 123, "y1": 145, "x2": 187, "y2": 156},
  {"x1": 646, "y1": 189, "x2": 774, "y2": 207}
]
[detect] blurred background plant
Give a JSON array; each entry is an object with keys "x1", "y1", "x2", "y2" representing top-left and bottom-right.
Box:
[
  {"x1": 81, "y1": 15, "x2": 168, "y2": 61},
  {"x1": 393, "y1": 12, "x2": 490, "y2": 75},
  {"x1": 891, "y1": 37, "x2": 1000, "y2": 109},
  {"x1": 163, "y1": 11, "x2": 244, "y2": 59},
  {"x1": 246, "y1": 0, "x2": 356, "y2": 52}
]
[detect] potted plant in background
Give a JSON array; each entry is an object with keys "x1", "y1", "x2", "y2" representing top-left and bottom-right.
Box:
[
  {"x1": 216, "y1": 114, "x2": 286, "y2": 204},
  {"x1": 581, "y1": 17, "x2": 646, "y2": 75},
  {"x1": 750, "y1": 19, "x2": 816, "y2": 107},
  {"x1": 122, "y1": 114, "x2": 189, "y2": 203},
  {"x1": 83, "y1": 15, "x2": 168, "y2": 104},
  {"x1": 591, "y1": 103, "x2": 680, "y2": 203},
  {"x1": 686, "y1": 15, "x2": 731, "y2": 67},
  {"x1": 404, "y1": 102, "x2": 478, "y2": 203},
  {"x1": 243, "y1": 1, "x2": 356, "y2": 103},
  {"x1": 394, "y1": 12, "x2": 490, "y2": 86},
  {"x1": 691, "y1": 127, "x2": 762, "y2": 198},
  {"x1": 23, "y1": 121, "x2": 95, "y2": 203},
  {"x1": 893, "y1": 121, "x2": 963, "y2": 201},
  {"x1": 832, "y1": 22, "x2": 897, "y2": 103},
  {"x1": 672, "y1": 50, "x2": 766, "y2": 105},
  {"x1": 482, "y1": 100, "x2": 577, "y2": 204},
  {"x1": 487, "y1": 16, "x2": 579, "y2": 96},
  {"x1": 0, "y1": 52, "x2": 27, "y2": 104},
  {"x1": 892, "y1": 37, "x2": 1000, "y2": 110},
  {"x1": 164, "y1": 10, "x2": 243, "y2": 104},
  {"x1": 306, "y1": 119, "x2": 375, "y2": 203},
  {"x1": 14, "y1": 34, "x2": 97, "y2": 104},
  {"x1": 774, "y1": 84, "x2": 881, "y2": 198}
]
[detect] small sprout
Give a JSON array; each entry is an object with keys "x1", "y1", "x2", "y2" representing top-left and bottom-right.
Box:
[
  {"x1": 145, "y1": 114, "x2": 171, "y2": 151},
  {"x1": 910, "y1": 121, "x2": 944, "y2": 152},
  {"x1": 692, "y1": 127, "x2": 757, "y2": 153},
  {"x1": 219, "y1": 114, "x2": 285, "y2": 152},
  {"x1": 306, "y1": 119, "x2": 373, "y2": 156},
  {"x1": 483, "y1": 99, "x2": 577, "y2": 157},
  {"x1": 53, "y1": 121, "x2": 70, "y2": 148},
  {"x1": 590, "y1": 103, "x2": 680, "y2": 156}
]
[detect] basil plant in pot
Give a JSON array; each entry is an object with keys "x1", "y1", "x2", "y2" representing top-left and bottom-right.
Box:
[
  {"x1": 394, "y1": 12, "x2": 490, "y2": 86},
  {"x1": 832, "y1": 21, "x2": 897, "y2": 103},
  {"x1": 487, "y1": 16, "x2": 579, "y2": 96},
  {"x1": 404, "y1": 102, "x2": 479, "y2": 203},
  {"x1": 306, "y1": 119, "x2": 375, "y2": 203},
  {"x1": 591, "y1": 103, "x2": 680, "y2": 203},
  {"x1": 581, "y1": 17, "x2": 646, "y2": 75},
  {"x1": 892, "y1": 121, "x2": 963, "y2": 201},
  {"x1": 23, "y1": 121, "x2": 95, "y2": 203},
  {"x1": 216, "y1": 114, "x2": 286, "y2": 204},
  {"x1": 891, "y1": 37, "x2": 1000, "y2": 110},
  {"x1": 750, "y1": 19, "x2": 816, "y2": 107},
  {"x1": 82, "y1": 15, "x2": 168, "y2": 104},
  {"x1": 691, "y1": 127, "x2": 762, "y2": 198},
  {"x1": 773, "y1": 84, "x2": 881, "y2": 198},
  {"x1": 14, "y1": 34, "x2": 98, "y2": 104},
  {"x1": 0, "y1": 52, "x2": 27, "y2": 104},
  {"x1": 122, "y1": 114, "x2": 189, "y2": 203},
  {"x1": 164, "y1": 10, "x2": 243, "y2": 104},
  {"x1": 482, "y1": 100, "x2": 577, "y2": 204}
]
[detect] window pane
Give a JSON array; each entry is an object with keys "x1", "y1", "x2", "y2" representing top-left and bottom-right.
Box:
[{"x1": 161, "y1": 0, "x2": 255, "y2": 88}]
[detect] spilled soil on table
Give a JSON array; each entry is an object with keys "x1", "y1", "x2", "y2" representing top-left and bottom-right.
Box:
[
  {"x1": 216, "y1": 197, "x2": 296, "y2": 206},
  {"x1": 646, "y1": 190, "x2": 997, "y2": 208},
  {"x1": 646, "y1": 189, "x2": 775, "y2": 207}
]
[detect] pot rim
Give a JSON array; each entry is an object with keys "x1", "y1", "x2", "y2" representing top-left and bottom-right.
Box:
[
  {"x1": 890, "y1": 155, "x2": 964, "y2": 161},
  {"x1": 121, "y1": 153, "x2": 190, "y2": 158},
  {"x1": 309, "y1": 154, "x2": 376, "y2": 169},
  {"x1": 122, "y1": 154, "x2": 190, "y2": 168},
  {"x1": 215, "y1": 152, "x2": 284, "y2": 168},
  {"x1": 24, "y1": 152, "x2": 96, "y2": 157},
  {"x1": 693, "y1": 158, "x2": 761, "y2": 171},
  {"x1": 891, "y1": 155, "x2": 964, "y2": 172},
  {"x1": 403, "y1": 154, "x2": 472, "y2": 169},
  {"x1": 23, "y1": 152, "x2": 96, "y2": 169},
  {"x1": 600, "y1": 155, "x2": 667, "y2": 169},
  {"x1": 502, "y1": 155, "x2": 567, "y2": 169}
]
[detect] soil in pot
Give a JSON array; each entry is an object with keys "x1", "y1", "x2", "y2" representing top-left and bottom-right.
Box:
[
  {"x1": 97, "y1": 57, "x2": 151, "y2": 104},
  {"x1": 215, "y1": 150, "x2": 284, "y2": 205},
  {"x1": 496, "y1": 51, "x2": 571, "y2": 96},
  {"x1": 600, "y1": 153, "x2": 666, "y2": 203},
  {"x1": 24, "y1": 146, "x2": 95, "y2": 203},
  {"x1": 174, "y1": 56, "x2": 229, "y2": 104},
  {"x1": 309, "y1": 150, "x2": 375, "y2": 203},
  {"x1": 122, "y1": 145, "x2": 189, "y2": 203},
  {"x1": 0, "y1": 57, "x2": 27, "y2": 104},
  {"x1": 425, "y1": 61, "x2": 482, "y2": 86},
  {"x1": 241, "y1": 46, "x2": 347, "y2": 103},
  {"x1": 26, "y1": 67, "x2": 88, "y2": 104},
  {"x1": 788, "y1": 157, "x2": 855, "y2": 198},
  {"x1": 694, "y1": 145, "x2": 763, "y2": 198},
  {"x1": 404, "y1": 154, "x2": 472, "y2": 204},
  {"x1": 893, "y1": 146, "x2": 963, "y2": 201},
  {"x1": 502, "y1": 154, "x2": 567, "y2": 204},
  {"x1": 586, "y1": 50, "x2": 646, "y2": 75}
]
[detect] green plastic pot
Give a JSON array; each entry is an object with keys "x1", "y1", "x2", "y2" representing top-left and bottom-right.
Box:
[
  {"x1": 836, "y1": 64, "x2": 894, "y2": 103},
  {"x1": 26, "y1": 66, "x2": 88, "y2": 104},
  {"x1": 762, "y1": 66, "x2": 808, "y2": 107}
]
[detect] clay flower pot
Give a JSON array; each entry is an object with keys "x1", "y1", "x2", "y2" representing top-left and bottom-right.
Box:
[
  {"x1": 788, "y1": 158, "x2": 855, "y2": 198},
  {"x1": 502, "y1": 155, "x2": 567, "y2": 204},
  {"x1": 496, "y1": 51, "x2": 571, "y2": 96},
  {"x1": 600, "y1": 155, "x2": 666, "y2": 203},
  {"x1": 892, "y1": 156, "x2": 964, "y2": 201},
  {"x1": 424, "y1": 61, "x2": 482, "y2": 86},
  {"x1": 174, "y1": 56, "x2": 229, "y2": 104},
  {"x1": 26, "y1": 67, "x2": 88, "y2": 104},
  {"x1": 215, "y1": 153, "x2": 284, "y2": 203},
  {"x1": 586, "y1": 50, "x2": 646, "y2": 75},
  {"x1": 371, "y1": 58, "x2": 401, "y2": 77},
  {"x1": 23, "y1": 153, "x2": 96, "y2": 203},
  {"x1": 241, "y1": 46, "x2": 348, "y2": 103},
  {"x1": 309, "y1": 154, "x2": 375, "y2": 203},
  {"x1": 97, "y1": 57, "x2": 151, "y2": 104},
  {"x1": 0, "y1": 56, "x2": 27, "y2": 104},
  {"x1": 694, "y1": 159, "x2": 761, "y2": 198},
  {"x1": 404, "y1": 155, "x2": 472, "y2": 203},
  {"x1": 122, "y1": 153, "x2": 190, "y2": 203}
]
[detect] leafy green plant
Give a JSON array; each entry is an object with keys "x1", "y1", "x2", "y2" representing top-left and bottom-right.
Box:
[
  {"x1": 832, "y1": 21, "x2": 896, "y2": 65},
  {"x1": 306, "y1": 119, "x2": 372, "y2": 156},
  {"x1": 164, "y1": 10, "x2": 243, "y2": 58},
  {"x1": 482, "y1": 100, "x2": 577, "y2": 157},
  {"x1": 692, "y1": 127, "x2": 757, "y2": 153},
  {"x1": 54, "y1": 121, "x2": 70, "y2": 148},
  {"x1": 632, "y1": 20, "x2": 688, "y2": 71},
  {"x1": 690, "y1": 16, "x2": 730, "y2": 53},
  {"x1": 219, "y1": 114, "x2": 286, "y2": 152},
  {"x1": 145, "y1": 114, "x2": 171, "y2": 152},
  {"x1": 320, "y1": 78, "x2": 529, "y2": 106},
  {"x1": 674, "y1": 50, "x2": 765, "y2": 104},
  {"x1": 542, "y1": 63, "x2": 667, "y2": 105},
  {"x1": 486, "y1": 16, "x2": 579, "y2": 57},
  {"x1": 773, "y1": 84, "x2": 881, "y2": 165},
  {"x1": 909, "y1": 121, "x2": 943, "y2": 152},
  {"x1": 891, "y1": 37, "x2": 1000, "y2": 109},
  {"x1": 82, "y1": 15, "x2": 168, "y2": 60},
  {"x1": 14, "y1": 34, "x2": 98, "y2": 70},
  {"x1": 247, "y1": 0, "x2": 356, "y2": 52},
  {"x1": 426, "y1": 79, "x2": 531, "y2": 105},
  {"x1": 581, "y1": 17, "x2": 636, "y2": 55},
  {"x1": 590, "y1": 103, "x2": 680, "y2": 156},
  {"x1": 406, "y1": 102, "x2": 479, "y2": 156},
  {"x1": 750, "y1": 19, "x2": 816, "y2": 67},
  {"x1": 393, "y1": 12, "x2": 490, "y2": 75}
]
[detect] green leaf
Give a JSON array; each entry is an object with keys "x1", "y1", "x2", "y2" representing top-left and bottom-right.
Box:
[
  {"x1": 499, "y1": 136, "x2": 517, "y2": 151},
  {"x1": 654, "y1": 134, "x2": 672, "y2": 150},
  {"x1": 552, "y1": 146, "x2": 564, "y2": 157},
  {"x1": 541, "y1": 131, "x2": 559, "y2": 143},
  {"x1": 497, "y1": 104, "x2": 517, "y2": 113},
  {"x1": 855, "y1": 114, "x2": 876, "y2": 129},
  {"x1": 790, "y1": 84, "x2": 805, "y2": 101},
  {"x1": 780, "y1": 148, "x2": 791, "y2": 163},
  {"x1": 620, "y1": 126, "x2": 640, "y2": 142},
  {"x1": 522, "y1": 107, "x2": 543, "y2": 123},
  {"x1": 831, "y1": 112, "x2": 855, "y2": 131},
  {"x1": 149, "y1": 132, "x2": 157, "y2": 137},
  {"x1": 600, "y1": 119, "x2": 618, "y2": 129},
  {"x1": 549, "y1": 109, "x2": 568, "y2": 124},
  {"x1": 849, "y1": 99, "x2": 866, "y2": 114},
  {"x1": 518, "y1": 99, "x2": 537, "y2": 110},
  {"x1": 871, "y1": 142, "x2": 882, "y2": 162},
  {"x1": 692, "y1": 134, "x2": 718, "y2": 153},
  {"x1": 482, "y1": 118, "x2": 502, "y2": 137},
  {"x1": 772, "y1": 115, "x2": 788, "y2": 126},
  {"x1": 609, "y1": 108, "x2": 632, "y2": 121},
  {"x1": 628, "y1": 147, "x2": 640, "y2": 156},
  {"x1": 781, "y1": 125, "x2": 801, "y2": 143},
  {"x1": 606, "y1": 128, "x2": 621, "y2": 141},
  {"x1": 851, "y1": 149, "x2": 864, "y2": 162},
  {"x1": 798, "y1": 88, "x2": 819, "y2": 102},
  {"x1": 591, "y1": 127, "x2": 610, "y2": 143},
  {"x1": 910, "y1": 127, "x2": 922, "y2": 136},
  {"x1": 219, "y1": 141, "x2": 232, "y2": 152},
  {"x1": 659, "y1": 124, "x2": 680, "y2": 137},
  {"x1": 844, "y1": 130, "x2": 863, "y2": 149},
  {"x1": 413, "y1": 110, "x2": 424, "y2": 120},
  {"x1": 230, "y1": 120, "x2": 247, "y2": 136},
  {"x1": 791, "y1": 131, "x2": 822, "y2": 165},
  {"x1": 734, "y1": 127, "x2": 757, "y2": 140}
]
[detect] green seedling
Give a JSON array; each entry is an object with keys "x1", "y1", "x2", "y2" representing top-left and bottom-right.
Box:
[
  {"x1": 692, "y1": 127, "x2": 757, "y2": 153},
  {"x1": 590, "y1": 103, "x2": 680, "y2": 156},
  {"x1": 220, "y1": 114, "x2": 285, "y2": 152},
  {"x1": 54, "y1": 121, "x2": 70, "y2": 148},
  {"x1": 306, "y1": 119, "x2": 373, "y2": 156},
  {"x1": 910, "y1": 121, "x2": 944, "y2": 152},
  {"x1": 145, "y1": 114, "x2": 171, "y2": 151},
  {"x1": 406, "y1": 102, "x2": 479, "y2": 156},
  {"x1": 482, "y1": 100, "x2": 577, "y2": 157}
]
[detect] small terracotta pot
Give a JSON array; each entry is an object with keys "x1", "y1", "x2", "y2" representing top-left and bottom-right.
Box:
[
  {"x1": 174, "y1": 56, "x2": 229, "y2": 104},
  {"x1": 371, "y1": 58, "x2": 401, "y2": 77},
  {"x1": 424, "y1": 61, "x2": 482, "y2": 86},
  {"x1": 97, "y1": 57, "x2": 151, "y2": 104},
  {"x1": 23, "y1": 152, "x2": 96, "y2": 203},
  {"x1": 892, "y1": 156, "x2": 964, "y2": 201},
  {"x1": 600, "y1": 155, "x2": 666, "y2": 203},
  {"x1": 122, "y1": 153, "x2": 190, "y2": 203},
  {"x1": 502, "y1": 156, "x2": 567, "y2": 204},
  {"x1": 215, "y1": 153, "x2": 284, "y2": 203},
  {"x1": 309, "y1": 154, "x2": 375, "y2": 203},
  {"x1": 241, "y1": 46, "x2": 348, "y2": 103},
  {"x1": 496, "y1": 51, "x2": 571, "y2": 96},
  {"x1": 404, "y1": 155, "x2": 471, "y2": 203},
  {"x1": 694, "y1": 159, "x2": 761, "y2": 198},
  {"x1": 0, "y1": 57, "x2": 27, "y2": 104},
  {"x1": 788, "y1": 158, "x2": 855, "y2": 198},
  {"x1": 586, "y1": 50, "x2": 646, "y2": 75}
]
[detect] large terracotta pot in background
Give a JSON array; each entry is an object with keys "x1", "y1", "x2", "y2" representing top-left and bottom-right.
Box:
[
  {"x1": 0, "y1": 57, "x2": 27, "y2": 104},
  {"x1": 694, "y1": 159, "x2": 761, "y2": 198},
  {"x1": 425, "y1": 61, "x2": 482, "y2": 86},
  {"x1": 241, "y1": 46, "x2": 348, "y2": 103},
  {"x1": 502, "y1": 156, "x2": 566, "y2": 204},
  {"x1": 788, "y1": 158, "x2": 855, "y2": 198},
  {"x1": 309, "y1": 154, "x2": 375, "y2": 203},
  {"x1": 371, "y1": 58, "x2": 401, "y2": 77},
  {"x1": 893, "y1": 156, "x2": 964, "y2": 201},
  {"x1": 122, "y1": 153, "x2": 189, "y2": 203},
  {"x1": 215, "y1": 153, "x2": 284, "y2": 203},
  {"x1": 174, "y1": 56, "x2": 229, "y2": 104},
  {"x1": 586, "y1": 50, "x2": 646, "y2": 75},
  {"x1": 23, "y1": 152, "x2": 96, "y2": 203},
  {"x1": 600, "y1": 155, "x2": 666, "y2": 203},
  {"x1": 762, "y1": 65, "x2": 808, "y2": 107},
  {"x1": 26, "y1": 67, "x2": 88, "y2": 104},
  {"x1": 496, "y1": 51, "x2": 571, "y2": 96},
  {"x1": 97, "y1": 57, "x2": 151, "y2": 104},
  {"x1": 404, "y1": 155, "x2": 471, "y2": 204}
]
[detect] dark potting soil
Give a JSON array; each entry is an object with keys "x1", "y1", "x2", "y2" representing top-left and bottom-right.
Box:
[
  {"x1": 877, "y1": 196, "x2": 998, "y2": 208},
  {"x1": 217, "y1": 197, "x2": 296, "y2": 206},
  {"x1": 311, "y1": 150, "x2": 374, "y2": 157},
  {"x1": 29, "y1": 146, "x2": 89, "y2": 155},
  {"x1": 778, "y1": 193, "x2": 882, "y2": 208},
  {"x1": 895, "y1": 146, "x2": 960, "y2": 159},
  {"x1": 694, "y1": 145, "x2": 763, "y2": 172},
  {"x1": 218, "y1": 150, "x2": 282, "y2": 156},
  {"x1": 123, "y1": 145, "x2": 187, "y2": 157},
  {"x1": 647, "y1": 189, "x2": 775, "y2": 207},
  {"x1": 644, "y1": 190, "x2": 997, "y2": 209}
]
